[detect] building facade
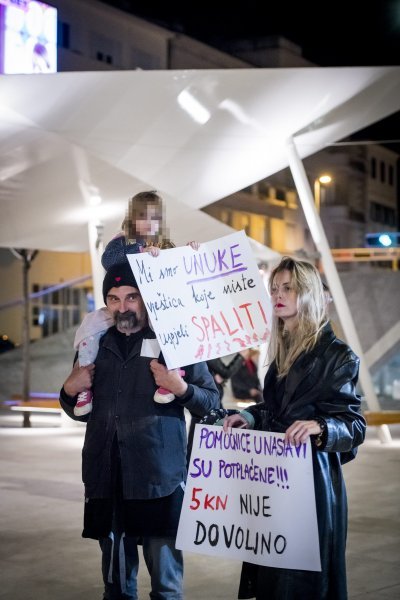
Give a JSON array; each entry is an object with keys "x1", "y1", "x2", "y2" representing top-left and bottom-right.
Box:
[{"x1": 1, "y1": 0, "x2": 398, "y2": 349}]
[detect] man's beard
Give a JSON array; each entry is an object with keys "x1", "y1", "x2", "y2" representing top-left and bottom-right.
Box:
[{"x1": 114, "y1": 310, "x2": 139, "y2": 332}]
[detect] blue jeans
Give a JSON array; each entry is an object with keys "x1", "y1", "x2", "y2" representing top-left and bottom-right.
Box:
[{"x1": 100, "y1": 532, "x2": 183, "y2": 600}]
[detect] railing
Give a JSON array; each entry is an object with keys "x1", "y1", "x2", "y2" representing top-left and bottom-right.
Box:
[
  {"x1": 331, "y1": 248, "x2": 400, "y2": 263},
  {"x1": 0, "y1": 274, "x2": 92, "y2": 311}
]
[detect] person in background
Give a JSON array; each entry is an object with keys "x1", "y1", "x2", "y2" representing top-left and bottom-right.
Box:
[
  {"x1": 230, "y1": 347, "x2": 263, "y2": 403},
  {"x1": 223, "y1": 256, "x2": 366, "y2": 600},
  {"x1": 73, "y1": 190, "x2": 198, "y2": 416},
  {"x1": 186, "y1": 352, "x2": 246, "y2": 463},
  {"x1": 206, "y1": 353, "x2": 245, "y2": 402},
  {"x1": 60, "y1": 263, "x2": 219, "y2": 600}
]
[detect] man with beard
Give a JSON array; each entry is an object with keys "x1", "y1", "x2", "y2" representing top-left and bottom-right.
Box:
[{"x1": 60, "y1": 262, "x2": 219, "y2": 600}]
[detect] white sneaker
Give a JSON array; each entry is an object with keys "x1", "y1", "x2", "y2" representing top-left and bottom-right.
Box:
[
  {"x1": 153, "y1": 388, "x2": 175, "y2": 404},
  {"x1": 74, "y1": 389, "x2": 93, "y2": 416},
  {"x1": 153, "y1": 369, "x2": 185, "y2": 404}
]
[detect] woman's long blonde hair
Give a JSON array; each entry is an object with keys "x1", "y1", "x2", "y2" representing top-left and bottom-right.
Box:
[
  {"x1": 122, "y1": 190, "x2": 175, "y2": 248},
  {"x1": 268, "y1": 257, "x2": 328, "y2": 378}
]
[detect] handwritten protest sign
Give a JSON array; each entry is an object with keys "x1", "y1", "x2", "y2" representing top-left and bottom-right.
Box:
[
  {"x1": 176, "y1": 424, "x2": 321, "y2": 572},
  {"x1": 127, "y1": 230, "x2": 272, "y2": 369}
]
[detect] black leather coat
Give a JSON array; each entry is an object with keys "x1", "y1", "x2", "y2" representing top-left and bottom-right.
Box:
[{"x1": 238, "y1": 323, "x2": 366, "y2": 600}]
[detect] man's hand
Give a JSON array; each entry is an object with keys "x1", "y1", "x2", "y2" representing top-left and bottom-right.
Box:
[
  {"x1": 150, "y1": 360, "x2": 188, "y2": 396},
  {"x1": 63, "y1": 362, "x2": 95, "y2": 397}
]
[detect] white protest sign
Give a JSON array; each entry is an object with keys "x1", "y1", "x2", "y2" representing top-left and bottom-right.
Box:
[
  {"x1": 176, "y1": 424, "x2": 321, "y2": 572},
  {"x1": 127, "y1": 230, "x2": 272, "y2": 369}
]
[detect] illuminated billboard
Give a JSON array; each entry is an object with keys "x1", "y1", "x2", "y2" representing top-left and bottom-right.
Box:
[{"x1": 0, "y1": 0, "x2": 57, "y2": 74}]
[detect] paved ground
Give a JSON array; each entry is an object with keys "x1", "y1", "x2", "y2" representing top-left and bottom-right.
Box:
[{"x1": 0, "y1": 407, "x2": 399, "y2": 600}]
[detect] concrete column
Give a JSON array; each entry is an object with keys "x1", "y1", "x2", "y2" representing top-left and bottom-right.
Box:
[{"x1": 87, "y1": 220, "x2": 105, "y2": 310}]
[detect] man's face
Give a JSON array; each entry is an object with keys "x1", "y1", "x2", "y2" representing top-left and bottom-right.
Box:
[{"x1": 106, "y1": 286, "x2": 147, "y2": 334}]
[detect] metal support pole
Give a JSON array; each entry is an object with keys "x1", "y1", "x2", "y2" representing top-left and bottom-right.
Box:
[
  {"x1": 88, "y1": 220, "x2": 105, "y2": 310},
  {"x1": 286, "y1": 137, "x2": 391, "y2": 444},
  {"x1": 21, "y1": 253, "x2": 31, "y2": 428}
]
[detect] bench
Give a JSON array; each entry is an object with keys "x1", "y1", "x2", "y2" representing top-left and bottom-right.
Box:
[
  {"x1": 364, "y1": 411, "x2": 400, "y2": 426},
  {"x1": 6, "y1": 393, "x2": 62, "y2": 412},
  {"x1": 10, "y1": 400, "x2": 62, "y2": 413},
  {"x1": 1, "y1": 393, "x2": 63, "y2": 426}
]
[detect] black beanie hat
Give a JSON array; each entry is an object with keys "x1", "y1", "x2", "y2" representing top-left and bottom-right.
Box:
[{"x1": 102, "y1": 263, "x2": 138, "y2": 303}]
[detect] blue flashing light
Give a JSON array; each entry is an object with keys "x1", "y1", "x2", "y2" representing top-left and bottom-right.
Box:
[
  {"x1": 365, "y1": 232, "x2": 400, "y2": 248},
  {"x1": 378, "y1": 234, "x2": 393, "y2": 247}
]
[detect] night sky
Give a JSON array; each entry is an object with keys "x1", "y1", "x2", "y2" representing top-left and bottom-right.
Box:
[
  {"x1": 101, "y1": 0, "x2": 400, "y2": 67},
  {"x1": 100, "y1": 0, "x2": 400, "y2": 150}
]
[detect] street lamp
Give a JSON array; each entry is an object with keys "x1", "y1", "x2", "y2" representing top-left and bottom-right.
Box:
[{"x1": 314, "y1": 174, "x2": 332, "y2": 213}]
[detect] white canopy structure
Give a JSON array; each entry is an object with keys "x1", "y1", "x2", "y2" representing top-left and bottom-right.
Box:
[
  {"x1": 1, "y1": 66, "x2": 399, "y2": 250},
  {"x1": 1, "y1": 65, "x2": 400, "y2": 441}
]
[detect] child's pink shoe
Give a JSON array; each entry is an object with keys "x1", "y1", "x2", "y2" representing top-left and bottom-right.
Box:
[
  {"x1": 74, "y1": 389, "x2": 93, "y2": 416},
  {"x1": 153, "y1": 369, "x2": 185, "y2": 404}
]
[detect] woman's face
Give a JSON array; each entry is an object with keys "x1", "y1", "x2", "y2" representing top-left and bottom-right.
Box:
[
  {"x1": 135, "y1": 205, "x2": 161, "y2": 236},
  {"x1": 270, "y1": 269, "x2": 299, "y2": 328}
]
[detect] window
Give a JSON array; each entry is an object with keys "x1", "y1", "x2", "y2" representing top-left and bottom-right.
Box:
[
  {"x1": 96, "y1": 51, "x2": 113, "y2": 64},
  {"x1": 370, "y1": 157, "x2": 376, "y2": 179},
  {"x1": 370, "y1": 202, "x2": 395, "y2": 226},
  {"x1": 258, "y1": 181, "x2": 270, "y2": 198},
  {"x1": 276, "y1": 188, "x2": 286, "y2": 201},
  {"x1": 58, "y1": 22, "x2": 70, "y2": 50},
  {"x1": 388, "y1": 165, "x2": 394, "y2": 186},
  {"x1": 32, "y1": 306, "x2": 40, "y2": 327},
  {"x1": 350, "y1": 160, "x2": 366, "y2": 173},
  {"x1": 380, "y1": 161, "x2": 386, "y2": 183},
  {"x1": 73, "y1": 289, "x2": 80, "y2": 305},
  {"x1": 91, "y1": 33, "x2": 119, "y2": 67},
  {"x1": 30, "y1": 285, "x2": 89, "y2": 338}
]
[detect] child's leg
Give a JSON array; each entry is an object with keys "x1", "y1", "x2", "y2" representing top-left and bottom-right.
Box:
[
  {"x1": 78, "y1": 331, "x2": 103, "y2": 367},
  {"x1": 74, "y1": 331, "x2": 104, "y2": 416}
]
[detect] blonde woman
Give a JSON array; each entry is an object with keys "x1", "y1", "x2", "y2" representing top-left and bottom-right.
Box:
[{"x1": 223, "y1": 256, "x2": 366, "y2": 600}]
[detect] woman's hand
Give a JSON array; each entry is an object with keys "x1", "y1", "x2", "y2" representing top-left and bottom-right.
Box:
[
  {"x1": 284, "y1": 419, "x2": 322, "y2": 445},
  {"x1": 223, "y1": 414, "x2": 249, "y2": 431}
]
